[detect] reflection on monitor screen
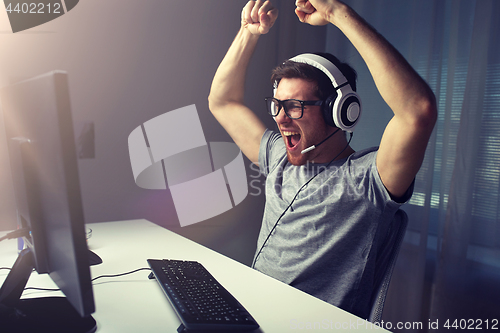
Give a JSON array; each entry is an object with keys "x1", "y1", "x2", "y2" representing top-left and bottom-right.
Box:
[{"x1": 0, "y1": 71, "x2": 96, "y2": 333}]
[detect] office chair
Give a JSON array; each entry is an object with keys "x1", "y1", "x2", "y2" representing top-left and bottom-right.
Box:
[{"x1": 368, "y1": 209, "x2": 408, "y2": 323}]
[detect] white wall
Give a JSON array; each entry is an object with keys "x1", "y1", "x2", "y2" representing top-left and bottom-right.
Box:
[{"x1": 0, "y1": 0, "x2": 326, "y2": 265}]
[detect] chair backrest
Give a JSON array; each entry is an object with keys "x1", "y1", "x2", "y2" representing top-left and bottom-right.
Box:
[{"x1": 368, "y1": 209, "x2": 408, "y2": 323}]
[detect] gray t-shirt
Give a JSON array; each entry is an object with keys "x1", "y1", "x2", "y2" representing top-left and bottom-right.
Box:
[{"x1": 253, "y1": 129, "x2": 412, "y2": 319}]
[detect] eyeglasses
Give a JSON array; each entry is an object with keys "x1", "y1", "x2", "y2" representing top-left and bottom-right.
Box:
[{"x1": 265, "y1": 97, "x2": 323, "y2": 120}]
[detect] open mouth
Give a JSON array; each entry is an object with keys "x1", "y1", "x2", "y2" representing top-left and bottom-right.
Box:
[{"x1": 283, "y1": 130, "x2": 301, "y2": 150}]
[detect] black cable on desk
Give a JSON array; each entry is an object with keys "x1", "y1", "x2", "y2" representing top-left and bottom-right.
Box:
[
  {"x1": 24, "y1": 286, "x2": 60, "y2": 292},
  {"x1": 91, "y1": 268, "x2": 151, "y2": 282},
  {"x1": 21, "y1": 267, "x2": 152, "y2": 292}
]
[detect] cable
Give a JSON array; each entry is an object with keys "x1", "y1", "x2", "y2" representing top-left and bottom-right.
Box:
[
  {"x1": 24, "y1": 286, "x2": 60, "y2": 292},
  {"x1": 252, "y1": 133, "x2": 353, "y2": 268},
  {"x1": 21, "y1": 268, "x2": 152, "y2": 293},
  {"x1": 91, "y1": 268, "x2": 151, "y2": 282}
]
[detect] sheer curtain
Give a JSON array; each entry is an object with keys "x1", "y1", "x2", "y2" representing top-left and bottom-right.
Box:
[{"x1": 326, "y1": 0, "x2": 500, "y2": 331}]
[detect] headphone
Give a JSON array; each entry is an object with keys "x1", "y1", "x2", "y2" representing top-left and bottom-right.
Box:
[{"x1": 286, "y1": 53, "x2": 362, "y2": 132}]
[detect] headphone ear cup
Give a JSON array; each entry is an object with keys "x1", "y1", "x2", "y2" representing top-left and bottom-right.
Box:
[
  {"x1": 333, "y1": 93, "x2": 361, "y2": 132},
  {"x1": 322, "y1": 94, "x2": 337, "y2": 127}
]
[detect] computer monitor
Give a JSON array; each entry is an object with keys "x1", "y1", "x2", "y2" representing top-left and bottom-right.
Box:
[{"x1": 0, "y1": 71, "x2": 96, "y2": 332}]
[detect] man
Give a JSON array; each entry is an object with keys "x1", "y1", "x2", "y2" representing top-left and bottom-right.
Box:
[{"x1": 208, "y1": 0, "x2": 437, "y2": 319}]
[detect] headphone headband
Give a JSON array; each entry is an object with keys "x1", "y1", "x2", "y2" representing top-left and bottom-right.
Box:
[{"x1": 289, "y1": 53, "x2": 348, "y2": 88}]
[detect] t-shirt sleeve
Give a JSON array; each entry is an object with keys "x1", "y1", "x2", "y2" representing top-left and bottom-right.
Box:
[
  {"x1": 258, "y1": 129, "x2": 285, "y2": 177},
  {"x1": 369, "y1": 150, "x2": 414, "y2": 207},
  {"x1": 347, "y1": 147, "x2": 414, "y2": 209}
]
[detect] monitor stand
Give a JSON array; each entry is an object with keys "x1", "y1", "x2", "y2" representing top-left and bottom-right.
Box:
[
  {"x1": 89, "y1": 249, "x2": 103, "y2": 266},
  {"x1": 0, "y1": 249, "x2": 97, "y2": 333}
]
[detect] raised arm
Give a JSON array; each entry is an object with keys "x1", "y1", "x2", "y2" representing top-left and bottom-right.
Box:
[
  {"x1": 296, "y1": 0, "x2": 437, "y2": 199},
  {"x1": 208, "y1": 1, "x2": 278, "y2": 164}
]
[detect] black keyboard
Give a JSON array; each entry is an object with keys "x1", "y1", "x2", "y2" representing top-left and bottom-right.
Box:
[{"x1": 147, "y1": 259, "x2": 259, "y2": 332}]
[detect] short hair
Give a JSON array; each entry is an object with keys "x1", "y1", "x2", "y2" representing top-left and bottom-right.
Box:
[{"x1": 270, "y1": 52, "x2": 357, "y2": 101}]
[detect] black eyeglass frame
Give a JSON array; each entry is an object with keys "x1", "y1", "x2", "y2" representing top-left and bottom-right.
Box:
[{"x1": 265, "y1": 97, "x2": 323, "y2": 120}]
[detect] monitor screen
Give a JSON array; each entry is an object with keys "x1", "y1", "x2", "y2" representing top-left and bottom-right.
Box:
[{"x1": 0, "y1": 71, "x2": 96, "y2": 332}]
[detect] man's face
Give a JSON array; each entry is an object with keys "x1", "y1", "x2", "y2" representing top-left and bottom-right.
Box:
[{"x1": 274, "y1": 77, "x2": 333, "y2": 165}]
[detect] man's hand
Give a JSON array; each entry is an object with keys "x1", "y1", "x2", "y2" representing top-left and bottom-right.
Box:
[
  {"x1": 242, "y1": 0, "x2": 278, "y2": 35},
  {"x1": 295, "y1": 0, "x2": 344, "y2": 26}
]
